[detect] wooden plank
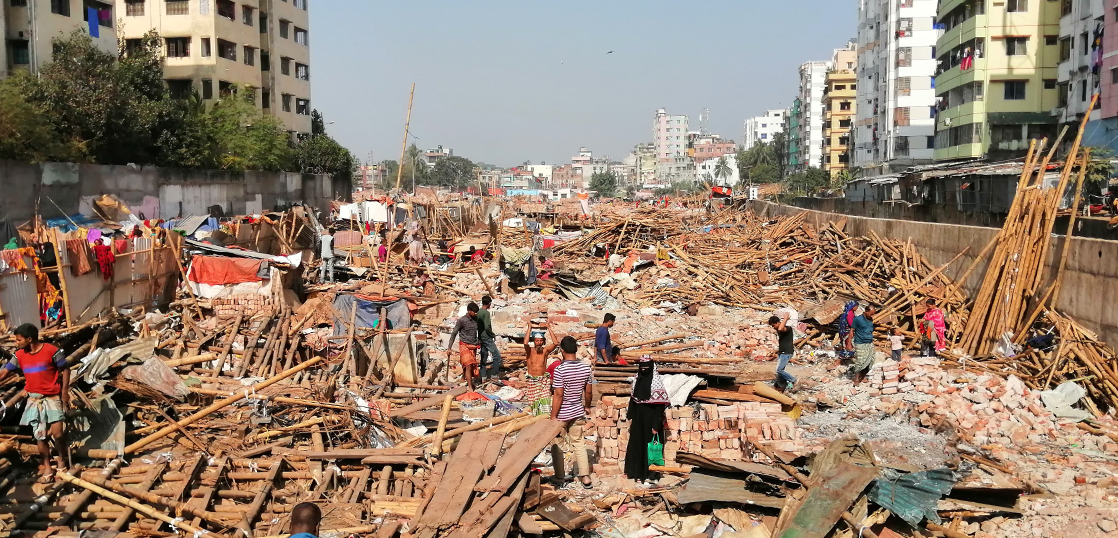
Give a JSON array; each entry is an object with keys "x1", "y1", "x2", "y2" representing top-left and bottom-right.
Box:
[
  {"x1": 387, "y1": 386, "x2": 468, "y2": 418},
  {"x1": 298, "y1": 448, "x2": 425, "y2": 459},
  {"x1": 474, "y1": 420, "x2": 562, "y2": 494},
  {"x1": 414, "y1": 431, "x2": 505, "y2": 530},
  {"x1": 536, "y1": 497, "x2": 596, "y2": 531}
]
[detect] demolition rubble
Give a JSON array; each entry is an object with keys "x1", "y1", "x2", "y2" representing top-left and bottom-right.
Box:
[{"x1": 0, "y1": 136, "x2": 1116, "y2": 538}]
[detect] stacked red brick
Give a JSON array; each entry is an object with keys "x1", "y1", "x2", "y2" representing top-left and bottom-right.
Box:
[{"x1": 212, "y1": 295, "x2": 274, "y2": 317}]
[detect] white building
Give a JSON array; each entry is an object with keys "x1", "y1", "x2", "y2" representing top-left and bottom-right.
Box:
[
  {"x1": 853, "y1": 0, "x2": 941, "y2": 175},
  {"x1": 653, "y1": 156, "x2": 695, "y2": 187},
  {"x1": 696, "y1": 153, "x2": 739, "y2": 187},
  {"x1": 794, "y1": 61, "x2": 830, "y2": 171},
  {"x1": 525, "y1": 164, "x2": 553, "y2": 187},
  {"x1": 653, "y1": 108, "x2": 689, "y2": 162},
  {"x1": 570, "y1": 147, "x2": 609, "y2": 187},
  {"x1": 743, "y1": 109, "x2": 787, "y2": 150},
  {"x1": 1055, "y1": 0, "x2": 1103, "y2": 127}
]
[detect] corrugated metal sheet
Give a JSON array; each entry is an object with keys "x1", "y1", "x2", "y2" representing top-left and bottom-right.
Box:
[
  {"x1": 869, "y1": 467, "x2": 956, "y2": 527},
  {"x1": 0, "y1": 253, "x2": 42, "y2": 329},
  {"x1": 676, "y1": 470, "x2": 787, "y2": 509},
  {"x1": 57, "y1": 234, "x2": 111, "y2": 324},
  {"x1": 172, "y1": 215, "x2": 209, "y2": 236}
]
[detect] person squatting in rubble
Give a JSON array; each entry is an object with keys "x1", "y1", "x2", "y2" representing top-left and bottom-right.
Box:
[
  {"x1": 768, "y1": 312, "x2": 797, "y2": 392},
  {"x1": 0, "y1": 324, "x2": 70, "y2": 482},
  {"x1": 551, "y1": 336, "x2": 596, "y2": 489},
  {"x1": 447, "y1": 302, "x2": 482, "y2": 390},
  {"x1": 852, "y1": 304, "x2": 877, "y2": 385},
  {"x1": 522, "y1": 321, "x2": 559, "y2": 415},
  {"x1": 625, "y1": 355, "x2": 669, "y2": 484}
]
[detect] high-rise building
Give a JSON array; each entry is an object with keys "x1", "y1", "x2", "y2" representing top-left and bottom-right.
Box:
[
  {"x1": 1100, "y1": 0, "x2": 1118, "y2": 142},
  {"x1": 853, "y1": 0, "x2": 941, "y2": 175},
  {"x1": 654, "y1": 108, "x2": 689, "y2": 162},
  {"x1": 688, "y1": 133, "x2": 736, "y2": 164},
  {"x1": 114, "y1": 0, "x2": 313, "y2": 136},
  {"x1": 2, "y1": 0, "x2": 118, "y2": 78},
  {"x1": 788, "y1": 61, "x2": 830, "y2": 173},
  {"x1": 933, "y1": 0, "x2": 1059, "y2": 161},
  {"x1": 743, "y1": 110, "x2": 787, "y2": 150},
  {"x1": 1055, "y1": 0, "x2": 1104, "y2": 144},
  {"x1": 823, "y1": 44, "x2": 857, "y2": 175}
]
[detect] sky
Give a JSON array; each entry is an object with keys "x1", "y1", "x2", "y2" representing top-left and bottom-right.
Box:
[{"x1": 311, "y1": 1, "x2": 858, "y2": 168}]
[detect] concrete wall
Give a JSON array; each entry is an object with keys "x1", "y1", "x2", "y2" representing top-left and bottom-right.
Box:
[
  {"x1": 748, "y1": 200, "x2": 1118, "y2": 351},
  {"x1": 0, "y1": 159, "x2": 341, "y2": 223}
]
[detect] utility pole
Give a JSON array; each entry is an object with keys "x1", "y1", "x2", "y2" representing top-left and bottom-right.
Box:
[{"x1": 394, "y1": 83, "x2": 415, "y2": 191}]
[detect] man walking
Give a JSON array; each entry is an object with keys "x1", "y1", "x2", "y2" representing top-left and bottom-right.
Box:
[
  {"x1": 767, "y1": 312, "x2": 797, "y2": 392},
  {"x1": 595, "y1": 314, "x2": 625, "y2": 365},
  {"x1": 447, "y1": 303, "x2": 482, "y2": 390},
  {"x1": 551, "y1": 336, "x2": 595, "y2": 488},
  {"x1": 477, "y1": 295, "x2": 502, "y2": 381},
  {"x1": 852, "y1": 305, "x2": 876, "y2": 385},
  {"x1": 0, "y1": 324, "x2": 70, "y2": 482},
  {"x1": 319, "y1": 230, "x2": 335, "y2": 283}
]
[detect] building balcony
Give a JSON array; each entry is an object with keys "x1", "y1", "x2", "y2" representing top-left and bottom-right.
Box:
[
  {"x1": 827, "y1": 89, "x2": 856, "y2": 99},
  {"x1": 935, "y1": 59, "x2": 986, "y2": 93},
  {"x1": 934, "y1": 141, "x2": 984, "y2": 161}
]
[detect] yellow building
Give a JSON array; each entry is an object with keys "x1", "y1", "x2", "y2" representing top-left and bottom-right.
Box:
[
  {"x1": 933, "y1": 0, "x2": 1060, "y2": 161},
  {"x1": 2, "y1": 0, "x2": 118, "y2": 78},
  {"x1": 114, "y1": 0, "x2": 312, "y2": 135},
  {"x1": 823, "y1": 69, "x2": 857, "y2": 175}
]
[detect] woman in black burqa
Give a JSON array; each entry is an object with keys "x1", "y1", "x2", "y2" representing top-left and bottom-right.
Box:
[{"x1": 625, "y1": 355, "x2": 669, "y2": 483}]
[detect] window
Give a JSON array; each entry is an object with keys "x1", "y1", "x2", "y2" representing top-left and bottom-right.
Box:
[
  {"x1": 261, "y1": 51, "x2": 270, "y2": 71},
  {"x1": 10, "y1": 0, "x2": 27, "y2": 6},
  {"x1": 11, "y1": 41, "x2": 29, "y2": 64},
  {"x1": 1058, "y1": 82, "x2": 1069, "y2": 106},
  {"x1": 281, "y1": 56, "x2": 291, "y2": 75},
  {"x1": 217, "y1": 39, "x2": 236, "y2": 61},
  {"x1": 125, "y1": 0, "x2": 144, "y2": 16},
  {"x1": 216, "y1": 0, "x2": 234, "y2": 20},
  {"x1": 1044, "y1": 79, "x2": 1056, "y2": 89},
  {"x1": 1080, "y1": 80, "x2": 1088, "y2": 102},
  {"x1": 835, "y1": 84, "x2": 846, "y2": 90},
  {"x1": 295, "y1": 63, "x2": 308, "y2": 80},
  {"x1": 1059, "y1": 37, "x2": 1071, "y2": 61},
  {"x1": 244, "y1": 46, "x2": 255, "y2": 66},
  {"x1": 897, "y1": 76, "x2": 911, "y2": 96},
  {"x1": 838, "y1": 119, "x2": 852, "y2": 128},
  {"x1": 165, "y1": 0, "x2": 187, "y2": 15},
  {"x1": 1112, "y1": 68, "x2": 1118, "y2": 84},
  {"x1": 51, "y1": 0, "x2": 70, "y2": 16},
  {"x1": 202, "y1": 79, "x2": 213, "y2": 99},
  {"x1": 760, "y1": 134, "x2": 768, "y2": 140},
  {"x1": 1003, "y1": 81, "x2": 1026, "y2": 100},
  {"x1": 1081, "y1": 32, "x2": 1089, "y2": 56},
  {"x1": 82, "y1": 2, "x2": 113, "y2": 28},
  {"x1": 296, "y1": 98, "x2": 310, "y2": 115},
  {"x1": 282, "y1": 94, "x2": 292, "y2": 112},
  {"x1": 219, "y1": 81, "x2": 234, "y2": 97},
  {"x1": 1062, "y1": 0, "x2": 1072, "y2": 16},
  {"x1": 165, "y1": 37, "x2": 189, "y2": 58},
  {"x1": 167, "y1": 79, "x2": 192, "y2": 99},
  {"x1": 1007, "y1": 0, "x2": 1027, "y2": 12},
  {"x1": 200, "y1": 38, "x2": 211, "y2": 57},
  {"x1": 262, "y1": 90, "x2": 270, "y2": 109},
  {"x1": 242, "y1": 5, "x2": 253, "y2": 25},
  {"x1": 294, "y1": 27, "x2": 308, "y2": 45},
  {"x1": 840, "y1": 101, "x2": 851, "y2": 111},
  {"x1": 259, "y1": 12, "x2": 267, "y2": 32},
  {"x1": 293, "y1": 0, "x2": 307, "y2": 9},
  {"x1": 1005, "y1": 37, "x2": 1027, "y2": 56},
  {"x1": 279, "y1": 20, "x2": 290, "y2": 39},
  {"x1": 927, "y1": 136, "x2": 935, "y2": 149},
  {"x1": 124, "y1": 38, "x2": 143, "y2": 55},
  {"x1": 1045, "y1": 35, "x2": 1057, "y2": 46}
]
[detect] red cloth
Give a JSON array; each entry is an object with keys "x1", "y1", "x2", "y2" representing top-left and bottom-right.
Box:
[
  {"x1": 11, "y1": 343, "x2": 64, "y2": 396},
  {"x1": 92, "y1": 244, "x2": 115, "y2": 281},
  {"x1": 189, "y1": 255, "x2": 264, "y2": 285}
]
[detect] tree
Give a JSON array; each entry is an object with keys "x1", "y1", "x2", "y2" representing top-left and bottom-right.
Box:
[
  {"x1": 294, "y1": 109, "x2": 358, "y2": 190},
  {"x1": 749, "y1": 163, "x2": 780, "y2": 184},
  {"x1": 589, "y1": 171, "x2": 620, "y2": 197},
  {"x1": 0, "y1": 75, "x2": 85, "y2": 162},
  {"x1": 713, "y1": 156, "x2": 732, "y2": 184},
  {"x1": 783, "y1": 168, "x2": 829, "y2": 197},
  {"x1": 311, "y1": 109, "x2": 326, "y2": 135},
  {"x1": 830, "y1": 167, "x2": 861, "y2": 192},
  {"x1": 770, "y1": 131, "x2": 788, "y2": 178},
  {"x1": 206, "y1": 89, "x2": 293, "y2": 172},
  {"x1": 430, "y1": 155, "x2": 476, "y2": 190}
]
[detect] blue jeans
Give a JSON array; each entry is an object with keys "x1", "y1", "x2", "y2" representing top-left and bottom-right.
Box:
[
  {"x1": 776, "y1": 353, "x2": 796, "y2": 386},
  {"x1": 479, "y1": 338, "x2": 502, "y2": 379}
]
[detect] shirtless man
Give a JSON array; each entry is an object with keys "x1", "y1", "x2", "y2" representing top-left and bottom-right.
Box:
[{"x1": 522, "y1": 321, "x2": 559, "y2": 415}]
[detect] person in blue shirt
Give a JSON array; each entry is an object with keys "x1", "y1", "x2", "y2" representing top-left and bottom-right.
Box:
[
  {"x1": 851, "y1": 305, "x2": 877, "y2": 386},
  {"x1": 595, "y1": 313, "x2": 627, "y2": 365},
  {"x1": 288, "y1": 502, "x2": 321, "y2": 538}
]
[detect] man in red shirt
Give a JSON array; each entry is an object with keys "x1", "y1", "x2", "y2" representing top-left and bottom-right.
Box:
[{"x1": 0, "y1": 324, "x2": 70, "y2": 481}]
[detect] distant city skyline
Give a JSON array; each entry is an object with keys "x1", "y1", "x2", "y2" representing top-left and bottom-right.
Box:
[{"x1": 311, "y1": 1, "x2": 858, "y2": 167}]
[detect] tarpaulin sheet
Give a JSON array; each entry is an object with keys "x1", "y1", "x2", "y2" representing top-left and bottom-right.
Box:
[
  {"x1": 333, "y1": 294, "x2": 412, "y2": 336},
  {"x1": 188, "y1": 255, "x2": 263, "y2": 285}
]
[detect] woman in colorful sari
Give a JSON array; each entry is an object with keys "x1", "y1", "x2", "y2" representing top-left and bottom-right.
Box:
[{"x1": 923, "y1": 298, "x2": 947, "y2": 352}]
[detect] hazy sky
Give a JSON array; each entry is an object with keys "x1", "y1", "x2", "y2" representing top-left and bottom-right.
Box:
[{"x1": 311, "y1": 1, "x2": 858, "y2": 168}]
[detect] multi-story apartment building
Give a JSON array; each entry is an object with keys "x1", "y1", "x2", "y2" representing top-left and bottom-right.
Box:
[
  {"x1": 696, "y1": 153, "x2": 739, "y2": 186},
  {"x1": 786, "y1": 98, "x2": 803, "y2": 172},
  {"x1": 1055, "y1": 0, "x2": 1104, "y2": 139},
  {"x1": 853, "y1": 0, "x2": 941, "y2": 175},
  {"x1": 114, "y1": 0, "x2": 312, "y2": 136},
  {"x1": 823, "y1": 48, "x2": 857, "y2": 175},
  {"x1": 743, "y1": 109, "x2": 787, "y2": 149},
  {"x1": 788, "y1": 61, "x2": 830, "y2": 173},
  {"x1": 933, "y1": 0, "x2": 1060, "y2": 161},
  {"x1": 654, "y1": 108, "x2": 689, "y2": 162},
  {"x1": 688, "y1": 133, "x2": 736, "y2": 164},
  {"x1": 3, "y1": 0, "x2": 118, "y2": 78},
  {"x1": 1100, "y1": 0, "x2": 1118, "y2": 140}
]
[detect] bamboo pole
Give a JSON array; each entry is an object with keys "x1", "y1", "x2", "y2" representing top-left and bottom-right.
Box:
[
  {"x1": 57, "y1": 471, "x2": 216, "y2": 537},
  {"x1": 395, "y1": 83, "x2": 416, "y2": 191},
  {"x1": 430, "y1": 393, "x2": 454, "y2": 457}
]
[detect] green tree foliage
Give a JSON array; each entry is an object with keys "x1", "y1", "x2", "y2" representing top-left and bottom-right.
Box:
[
  {"x1": 783, "y1": 168, "x2": 829, "y2": 197},
  {"x1": 749, "y1": 163, "x2": 780, "y2": 184},
  {"x1": 294, "y1": 131, "x2": 357, "y2": 185},
  {"x1": 830, "y1": 167, "x2": 861, "y2": 192},
  {"x1": 430, "y1": 156, "x2": 476, "y2": 189},
  {"x1": 0, "y1": 75, "x2": 85, "y2": 162},
  {"x1": 713, "y1": 156, "x2": 732, "y2": 183},
  {"x1": 589, "y1": 171, "x2": 620, "y2": 197}
]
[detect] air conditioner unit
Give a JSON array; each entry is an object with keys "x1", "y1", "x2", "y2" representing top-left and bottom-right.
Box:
[{"x1": 944, "y1": 117, "x2": 953, "y2": 126}]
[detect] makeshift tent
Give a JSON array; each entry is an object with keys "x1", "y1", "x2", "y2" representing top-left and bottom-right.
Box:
[{"x1": 332, "y1": 294, "x2": 413, "y2": 335}]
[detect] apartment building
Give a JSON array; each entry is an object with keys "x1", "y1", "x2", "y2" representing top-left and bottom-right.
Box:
[
  {"x1": 654, "y1": 108, "x2": 689, "y2": 162},
  {"x1": 933, "y1": 0, "x2": 1060, "y2": 161},
  {"x1": 1101, "y1": 0, "x2": 1118, "y2": 140},
  {"x1": 788, "y1": 60, "x2": 830, "y2": 173},
  {"x1": 1055, "y1": 0, "x2": 1105, "y2": 143},
  {"x1": 743, "y1": 109, "x2": 787, "y2": 150},
  {"x1": 823, "y1": 47, "x2": 857, "y2": 175},
  {"x1": 3, "y1": 0, "x2": 118, "y2": 78},
  {"x1": 114, "y1": 0, "x2": 312, "y2": 135},
  {"x1": 853, "y1": 0, "x2": 941, "y2": 175},
  {"x1": 688, "y1": 133, "x2": 736, "y2": 164}
]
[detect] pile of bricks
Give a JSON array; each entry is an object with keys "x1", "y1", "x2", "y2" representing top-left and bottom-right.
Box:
[
  {"x1": 212, "y1": 294, "x2": 274, "y2": 316},
  {"x1": 866, "y1": 359, "x2": 911, "y2": 395},
  {"x1": 584, "y1": 396, "x2": 805, "y2": 472}
]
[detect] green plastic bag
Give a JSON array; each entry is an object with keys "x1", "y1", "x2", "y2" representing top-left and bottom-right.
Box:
[{"x1": 647, "y1": 434, "x2": 664, "y2": 467}]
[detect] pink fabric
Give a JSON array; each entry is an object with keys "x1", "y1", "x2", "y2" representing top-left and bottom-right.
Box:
[{"x1": 924, "y1": 307, "x2": 947, "y2": 351}]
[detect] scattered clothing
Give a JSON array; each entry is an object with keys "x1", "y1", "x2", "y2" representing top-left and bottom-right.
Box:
[
  {"x1": 92, "y1": 243, "x2": 115, "y2": 280},
  {"x1": 1, "y1": 249, "x2": 27, "y2": 272}
]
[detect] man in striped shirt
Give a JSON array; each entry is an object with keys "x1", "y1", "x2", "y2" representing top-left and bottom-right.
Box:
[{"x1": 550, "y1": 336, "x2": 595, "y2": 488}]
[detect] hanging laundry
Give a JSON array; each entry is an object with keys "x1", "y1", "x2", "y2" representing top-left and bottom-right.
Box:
[
  {"x1": 114, "y1": 239, "x2": 129, "y2": 255},
  {"x1": 3, "y1": 238, "x2": 17, "y2": 250},
  {"x1": 87, "y1": 7, "x2": 99, "y2": 38},
  {"x1": 92, "y1": 242, "x2": 115, "y2": 281},
  {"x1": 65, "y1": 239, "x2": 94, "y2": 276},
  {"x1": 1, "y1": 249, "x2": 27, "y2": 272},
  {"x1": 87, "y1": 229, "x2": 102, "y2": 245}
]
